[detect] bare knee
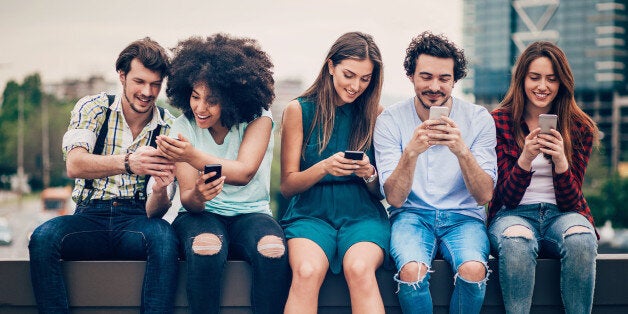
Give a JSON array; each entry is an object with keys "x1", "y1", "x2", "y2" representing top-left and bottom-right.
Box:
[
  {"x1": 192, "y1": 233, "x2": 222, "y2": 255},
  {"x1": 458, "y1": 261, "x2": 486, "y2": 282},
  {"x1": 257, "y1": 235, "x2": 285, "y2": 258},
  {"x1": 399, "y1": 261, "x2": 428, "y2": 282},
  {"x1": 564, "y1": 226, "x2": 593, "y2": 236},
  {"x1": 293, "y1": 261, "x2": 326, "y2": 282},
  {"x1": 502, "y1": 225, "x2": 534, "y2": 239}
]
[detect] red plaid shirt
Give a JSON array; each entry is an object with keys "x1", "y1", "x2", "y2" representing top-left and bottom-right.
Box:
[{"x1": 488, "y1": 108, "x2": 596, "y2": 234}]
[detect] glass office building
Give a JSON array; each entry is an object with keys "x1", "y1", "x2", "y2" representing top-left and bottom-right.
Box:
[{"x1": 463, "y1": 0, "x2": 628, "y2": 169}]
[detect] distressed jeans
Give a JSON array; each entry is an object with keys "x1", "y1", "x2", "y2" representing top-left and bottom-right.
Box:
[
  {"x1": 28, "y1": 199, "x2": 179, "y2": 314},
  {"x1": 390, "y1": 210, "x2": 490, "y2": 314},
  {"x1": 172, "y1": 211, "x2": 290, "y2": 314},
  {"x1": 488, "y1": 203, "x2": 597, "y2": 314}
]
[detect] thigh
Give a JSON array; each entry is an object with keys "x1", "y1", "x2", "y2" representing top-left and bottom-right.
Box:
[
  {"x1": 287, "y1": 237, "x2": 330, "y2": 274},
  {"x1": 283, "y1": 217, "x2": 338, "y2": 263},
  {"x1": 34, "y1": 214, "x2": 111, "y2": 260},
  {"x1": 541, "y1": 211, "x2": 596, "y2": 257},
  {"x1": 390, "y1": 211, "x2": 436, "y2": 270},
  {"x1": 338, "y1": 217, "x2": 390, "y2": 265},
  {"x1": 228, "y1": 213, "x2": 286, "y2": 259},
  {"x1": 439, "y1": 214, "x2": 489, "y2": 270},
  {"x1": 113, "y1": 214, "x2": 177, "y2": 259}
]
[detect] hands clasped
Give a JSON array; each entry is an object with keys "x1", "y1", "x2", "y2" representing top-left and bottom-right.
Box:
[{"x1": 324, "y1": 152, "x2": 374, "y2": 178}]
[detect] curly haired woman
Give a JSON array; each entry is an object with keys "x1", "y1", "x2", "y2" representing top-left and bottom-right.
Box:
[{"x1": 156, "y1": 34, "x2": 289, "y2": 314}]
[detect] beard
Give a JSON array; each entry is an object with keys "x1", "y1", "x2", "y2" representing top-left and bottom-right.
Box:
[
  {"x1": 122, "y1": 83, "x2": 154, "y2": 114},
  {"x1": 417, "y1": 91, "x2": 450, "y2": 111}
]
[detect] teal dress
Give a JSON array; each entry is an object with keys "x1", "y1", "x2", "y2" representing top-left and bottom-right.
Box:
[{"x1": 280, "y1": 97, "x2": 390, "y2": 274}]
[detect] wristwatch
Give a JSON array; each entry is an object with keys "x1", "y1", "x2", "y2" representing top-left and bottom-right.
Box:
[{"x1": 363, "y1": 165, "x2": 377, "y2": 183}]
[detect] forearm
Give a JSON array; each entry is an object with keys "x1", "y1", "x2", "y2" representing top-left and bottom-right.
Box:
[
  {"x1": 145, "y1": 188, "x2": 171, "y2": 218},
  {"x1": 280, "y1": 160, "x2": 329, "y2": 198},
  {"x1": 458, "y1": 148, "x2": 494, "y2": 205},
  {"x1": 66, "y1": 148, "x2": 126, "y2": 179},
  {"x1": 383, "y1": 150, "x2": 418, "y2": 208},
  {"x1": 180, "y1": 189, "x2": 206, "y2": 213}
]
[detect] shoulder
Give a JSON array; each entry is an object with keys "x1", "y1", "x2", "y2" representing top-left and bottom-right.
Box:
[
  {"x1": 381, "y1": 97, "x2": 414, "y2": 117},
  {"x1": 284, "y1": 99, "x2": 303, "y2": 118},
  {"x1": 158, "y1": 107, "x2": 176, "y2": 125},
  {"x1": 73, "y1": 93, "x2": 110, "y2": 116}
]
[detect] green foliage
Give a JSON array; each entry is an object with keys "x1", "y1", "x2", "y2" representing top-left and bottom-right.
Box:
[
  {"x1": 584, "y1": 147, "x2": 628, "y2": 227},
  {"x1": 0, "y1": 73, "x2": 73, "y2": 189}
]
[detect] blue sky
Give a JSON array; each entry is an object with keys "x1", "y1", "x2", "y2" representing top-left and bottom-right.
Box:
[{"x1": 0, "y1": 0, "x2": 462, "y2": 99}]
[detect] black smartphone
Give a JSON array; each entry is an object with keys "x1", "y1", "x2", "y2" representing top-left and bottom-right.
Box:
[
  {"x1": 204, "y1": 164, "x2": 222, "y2": 184},
  {"x1": 344, "y1": 150, "x2": 364, "y2": 160}
]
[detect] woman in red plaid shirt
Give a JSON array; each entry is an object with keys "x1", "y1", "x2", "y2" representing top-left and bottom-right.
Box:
[{"x1": 488, "y1": 41, "x2": 599, "y2": 314}]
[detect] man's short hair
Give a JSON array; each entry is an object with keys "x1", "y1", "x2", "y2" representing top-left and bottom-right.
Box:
[
  {"x1": 115, "y1": 37, "x2": 170, "y2": 78},
  {"x1": 404, "y1": 31, "x2": 467, "y2": 82}
]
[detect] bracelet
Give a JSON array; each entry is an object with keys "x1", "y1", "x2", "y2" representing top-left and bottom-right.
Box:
[
  {"x1": 363, "y1": 165, "x2": 377, "y2": 183},
  {"x1": 124, "y1": 152, "x2": 134, "y2": 175}
]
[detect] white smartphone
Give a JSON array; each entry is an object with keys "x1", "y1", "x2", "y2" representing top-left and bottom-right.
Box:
[
  {"x1": 429, "y1": 106, "x2": 450, "y2": 121},
  {"x1": 539, "y1": 114, "x2": 558, "y2": 134}
]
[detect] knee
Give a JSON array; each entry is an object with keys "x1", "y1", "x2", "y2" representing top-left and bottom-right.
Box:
[
  {"x1": 293, "y1": 260, "x2": 327, "y2": 283},
  {"x1": 563, "y1": 226, "x2": 597, "y2": 256},
  {"x1": 399, "y1": 261, "x2": 428, "y2": 282},
  {"x1": 457, "y1": 261, "x2": 487, "y2": 282},
  {"x1": 499, "y1": 225, "x2": 536, "y2": 251},
  {"x1": 344, "y1": 258, "x2": 373, "y2": 284},
  {"x1": 257, "y1": 235, "x2": 285, "y2": 258},
  {"x1": 192, "y1": 233, "x2": 222, "y2": 256}
]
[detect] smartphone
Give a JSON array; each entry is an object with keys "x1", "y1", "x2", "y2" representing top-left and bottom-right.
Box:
[
  {"x1": 539, "y1": 114, "x2": 558, "y2": 134},
  {"x1": 429, "y1": 106, "x2": 450, "y2": 121},
  {"x1": 204, "y1": 164, "x2": 222, "y2": 184},
  {"x1": 344, "y1": 150, "x2": 364, "y2": 161}
]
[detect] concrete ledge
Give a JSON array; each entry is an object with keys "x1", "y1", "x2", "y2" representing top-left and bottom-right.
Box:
[{"x1": 0, "y1": 255, "x2": 627, "y2": 313}]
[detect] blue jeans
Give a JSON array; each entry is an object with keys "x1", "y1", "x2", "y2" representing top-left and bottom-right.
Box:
[
  {"x1": 390, "y1": 210, "x2": 490, "y2": 314},
  {"x1": 28, "y1": 199, "x2": 179, "y2": 314},
  {"x1": 488, "y1": 203, "x2": 597, "y2": 314},
  {"x1": 172, "y1": 211, "x2": 290, "y2": 314}
]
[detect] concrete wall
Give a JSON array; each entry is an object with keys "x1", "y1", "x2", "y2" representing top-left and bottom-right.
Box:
[{"x1": 1, "y1": 255, "x2": 627, "y2": 313}]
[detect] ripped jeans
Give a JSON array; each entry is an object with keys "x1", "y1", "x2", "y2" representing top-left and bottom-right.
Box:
[
  {"x1": 488, "y1": 203, "x2": 597, "y2": 314},
  {"x1": 390, "y1": 210, "x2": 490, "y2": 314},
  {"x1": 172, "y1": 211, "x2": 290, "y2": 314}
]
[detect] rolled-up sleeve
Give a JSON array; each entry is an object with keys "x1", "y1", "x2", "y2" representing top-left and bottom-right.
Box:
[{"x1": 61, "y1": 94, "x2": 109, "y2": 159}]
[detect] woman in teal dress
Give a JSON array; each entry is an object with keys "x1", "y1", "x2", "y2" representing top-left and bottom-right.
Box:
[{"x1": 280, "y1": 31, "x2": 390, "y2": 314}]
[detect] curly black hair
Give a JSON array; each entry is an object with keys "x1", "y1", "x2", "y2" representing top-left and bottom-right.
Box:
[
  {"x1": 403, "y1": 31, "x2": 467, "y2": 82},
  {"x1": 167, "y1": 34, "x2": 275, "y2": 129}
]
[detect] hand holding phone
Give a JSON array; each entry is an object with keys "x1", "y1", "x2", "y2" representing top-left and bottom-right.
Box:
[
  {"x1": 344, "y1": 150, "x2": 364, "y2": 161},
  {"x1": 539, "y1": 114, "x2": 558, "y2": 134},
  {"x1": 204, "y1": 164, "x2": 222, "y2": 184},
  {"x1": 429, "y1": 106, "x2": 450, "y2": 124}
]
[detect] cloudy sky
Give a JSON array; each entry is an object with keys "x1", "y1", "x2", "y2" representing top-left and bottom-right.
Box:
[{"x1": 0, "y1": 0, "x2": 462, "y2": 100}]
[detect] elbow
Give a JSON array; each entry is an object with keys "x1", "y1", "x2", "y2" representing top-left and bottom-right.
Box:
[
  {"x1": 386, "y1": 195, "x2": 404, "y2": 208},
  {"x1": 66, "y1": 162, "x2": 79, "y2": 179},
  {"x1": 476, "y1": 190, "x2": 494, "y2": 206},
  {"x1": 280, "y1": 184, "x2": 294, "y2": 199}
]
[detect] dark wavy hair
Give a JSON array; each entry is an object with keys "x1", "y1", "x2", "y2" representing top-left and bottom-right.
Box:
[
  {"x1": 167, "y1": 34, "x2": 275, "y2": 129},
  {"x1": 116, "y1": 37, "x2": 170, "y2": 78},
  {"x1": 403, "y1": 31, "x2": 467, "y2": 82}
]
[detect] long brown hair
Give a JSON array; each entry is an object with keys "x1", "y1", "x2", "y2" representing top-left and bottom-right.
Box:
[
  {"x1": 498, "y1": 41, "x2": 598, "y2": 165},
  {"x1": 301, "y1": 31, "x2": 383, "y2": 155}
]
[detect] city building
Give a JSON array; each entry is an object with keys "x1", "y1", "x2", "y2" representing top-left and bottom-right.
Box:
[{"x1": 463, "y1": 0, "x2": 628, "y2": 171}]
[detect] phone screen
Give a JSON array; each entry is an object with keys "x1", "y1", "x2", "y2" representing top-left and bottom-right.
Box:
[{"x1": 204, "y1": 164, "x2": 222, "y2": 183}]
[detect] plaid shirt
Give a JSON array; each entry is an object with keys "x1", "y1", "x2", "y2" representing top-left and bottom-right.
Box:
[
  {"x1": 488, "y1": 108, "x2": 596, "y2": 231},
  {"x1": 61, "y1": 93, "x2": 174, "y2": 202}
]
